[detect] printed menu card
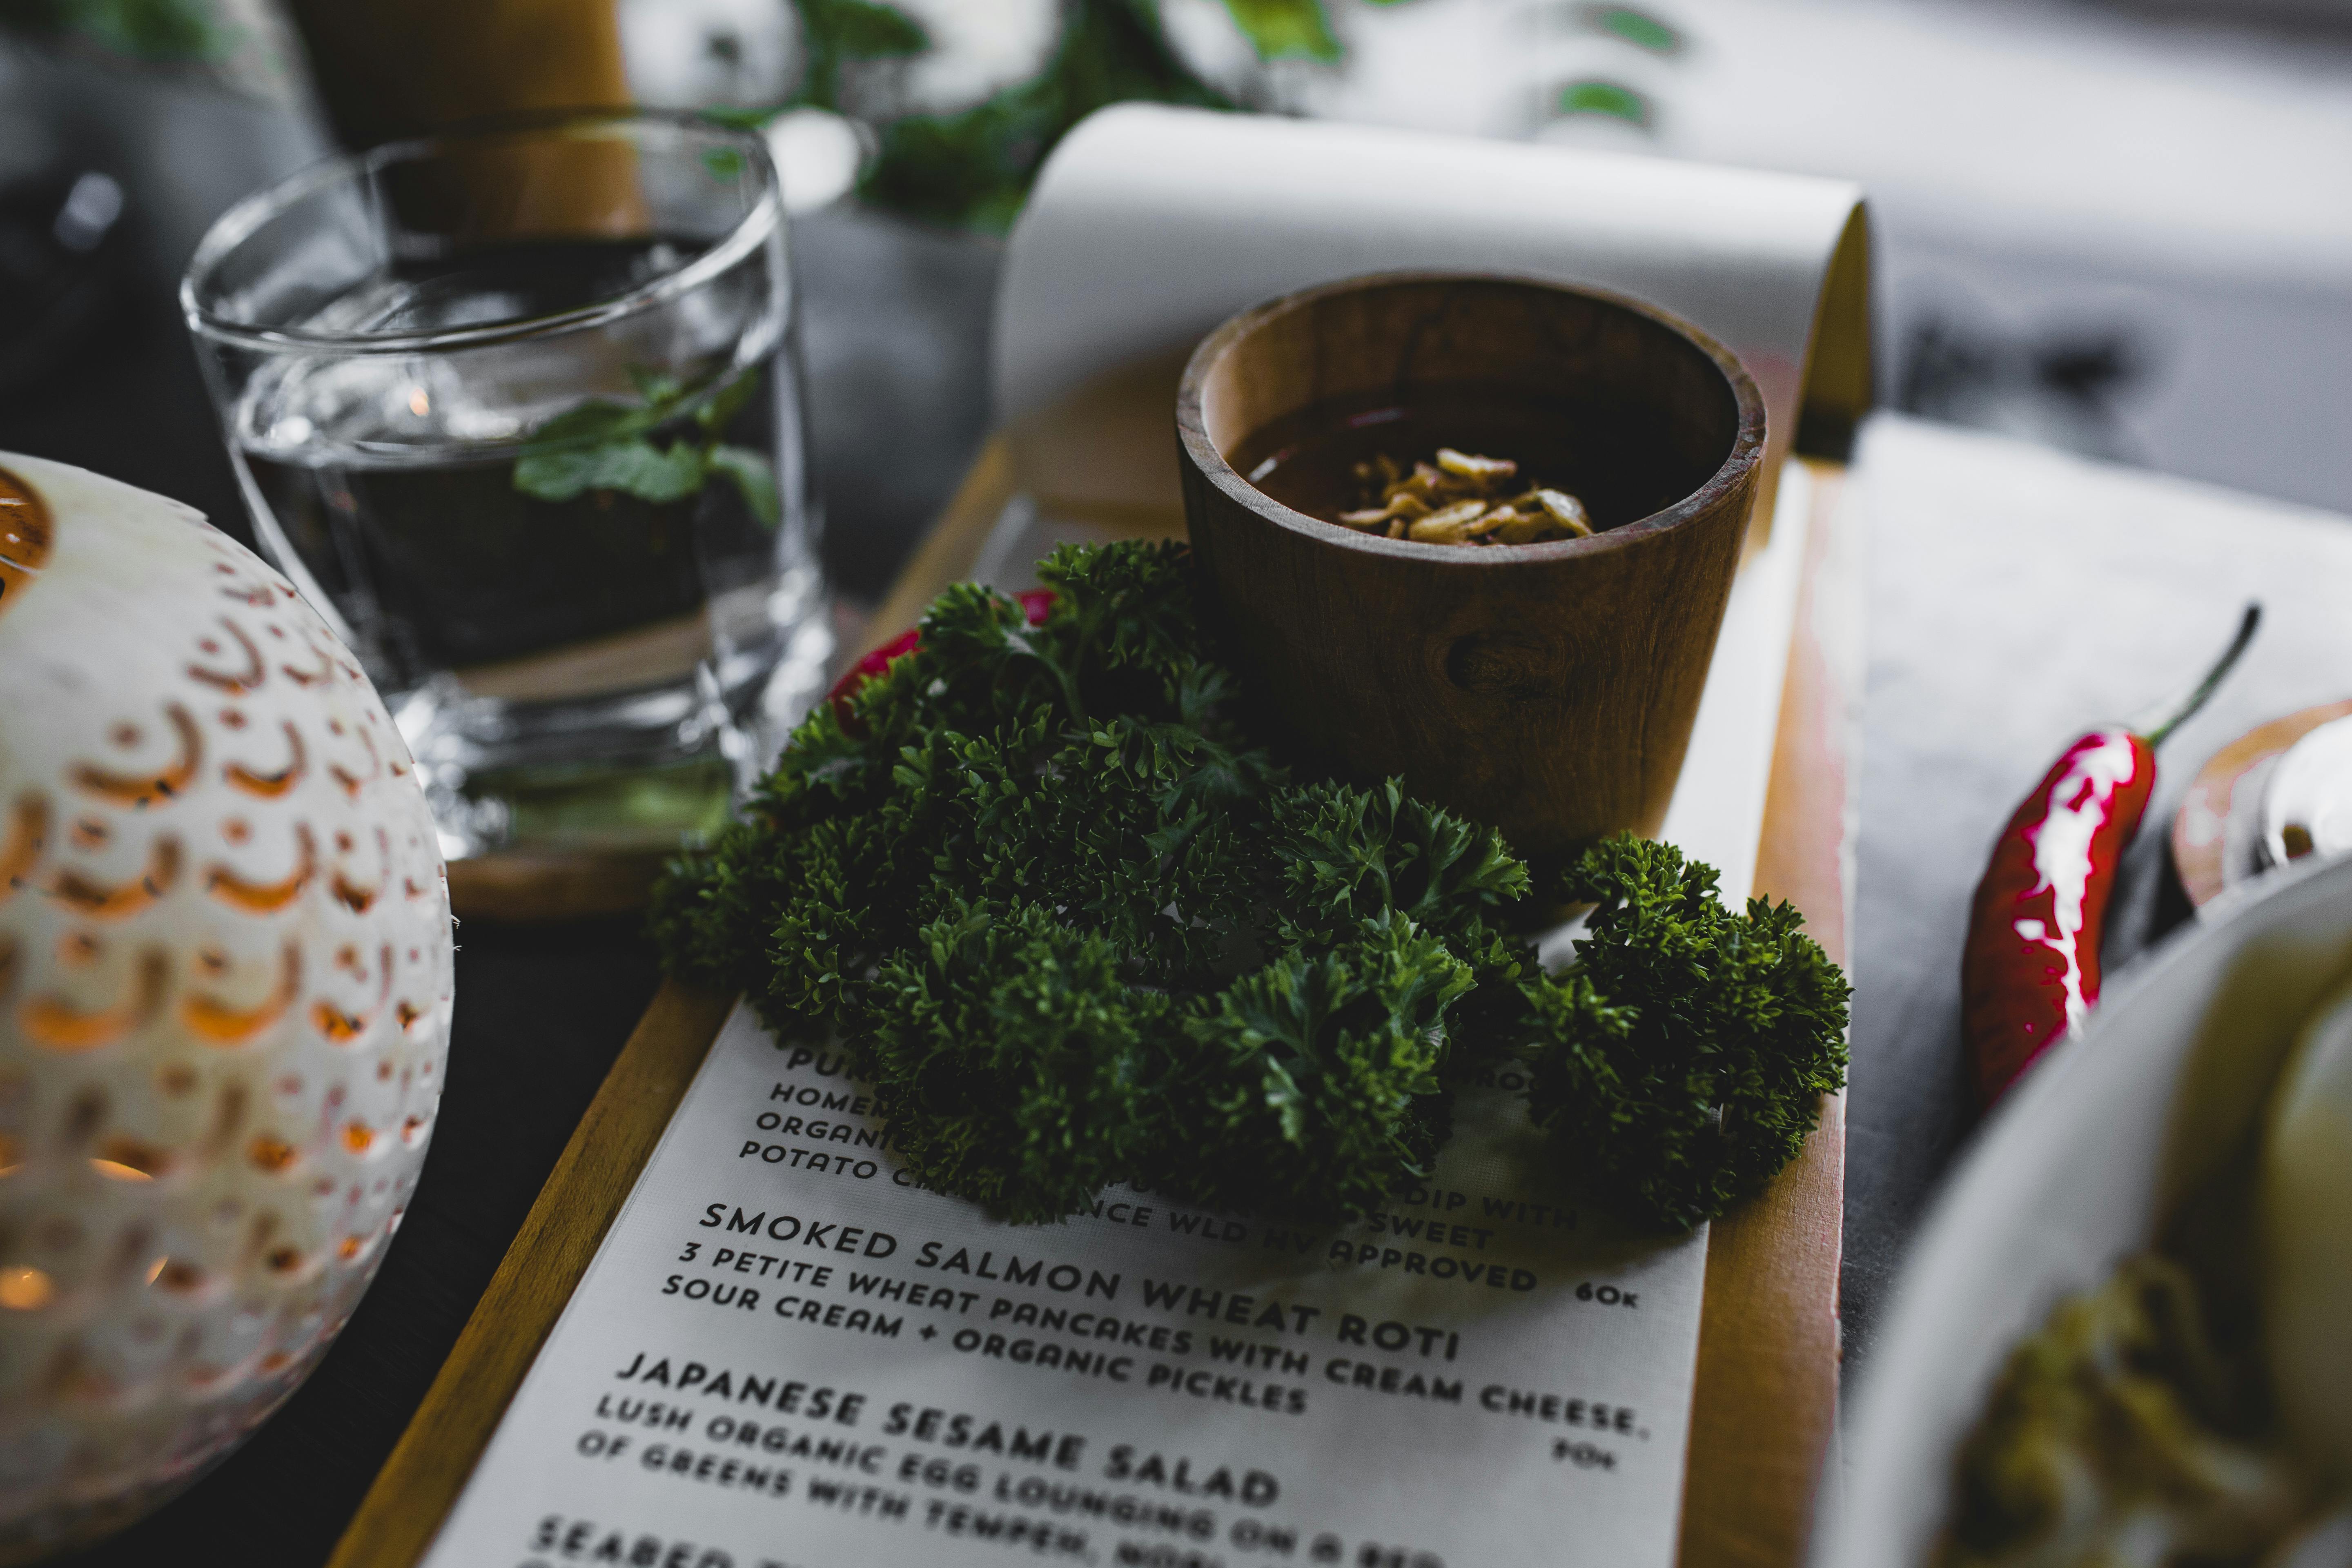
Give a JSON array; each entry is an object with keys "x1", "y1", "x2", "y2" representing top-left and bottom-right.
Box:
[{"x1": 425, "y1": 1002, "x2": 1708, "y2": 1568}]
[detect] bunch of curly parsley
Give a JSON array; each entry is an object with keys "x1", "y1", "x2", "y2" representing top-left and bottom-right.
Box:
[{"x1": 653, "y1": 542, "x2": 1848, "y2": 1232}]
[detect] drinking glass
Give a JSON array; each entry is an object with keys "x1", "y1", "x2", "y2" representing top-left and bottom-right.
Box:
[{"x1": 182, "y1": 111, "x2": 830, "y2": 860}]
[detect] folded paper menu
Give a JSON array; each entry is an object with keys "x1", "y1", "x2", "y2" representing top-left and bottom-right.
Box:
[
  {"x1": 433, "y1": 1009, "x2": 1706, "y2": 1568},
  {"x1": 417, "y1": 463, "x2": 1813, "y2": 1568}
]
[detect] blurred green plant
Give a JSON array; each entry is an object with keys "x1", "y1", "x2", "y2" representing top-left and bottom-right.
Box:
[
  {"x1": 737, "y1": 0, "x2": 1415, "y2": 233},
  {"x1": 788, "y1": 0, "x2": 929, "y2": 111},
  {"x1": 1586, "y1": 4, "x2": 1681, "y2": 56},
  {"x1": 1557, "y1": 77, "x2": 1649, "y2": 126},
  {"x1": 0, "y1": 0, "x2": 219, "y2": 60},
  {"x1": 858, "y1": 0, "x2": 1233, "y2": 231},
  {"x1": 1223, "y1": 0, "x2": 1342, "y2": 63}
]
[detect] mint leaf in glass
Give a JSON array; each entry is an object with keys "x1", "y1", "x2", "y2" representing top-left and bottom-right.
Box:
[
  {"x1": 513, "y1": 437, "x2": 708, "y2": 505},
  {"x1": 706, "y1": 444, "x2": 780, "y2": 527},
  {"x1": 512, "y1": 365, "x2": 777, "y2": 527}
]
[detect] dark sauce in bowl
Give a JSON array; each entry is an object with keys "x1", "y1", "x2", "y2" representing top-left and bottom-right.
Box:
[{"x1": 1228, "y1": 387, "x2": 1702, "y2": 534}]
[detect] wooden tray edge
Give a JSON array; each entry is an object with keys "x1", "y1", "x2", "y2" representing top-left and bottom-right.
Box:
[{"x1": 1679, "y1": 464, "x2": 1857, "y2": 1568}]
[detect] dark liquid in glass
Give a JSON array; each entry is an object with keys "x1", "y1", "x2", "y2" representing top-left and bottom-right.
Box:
[{"x1": 236, "y1": 238, "x2": 783, "y2": 693}]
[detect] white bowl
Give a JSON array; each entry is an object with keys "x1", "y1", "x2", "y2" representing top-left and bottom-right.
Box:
[{"x1": 1820, "y1": 851, "x2": 2352, "y2": 1566}]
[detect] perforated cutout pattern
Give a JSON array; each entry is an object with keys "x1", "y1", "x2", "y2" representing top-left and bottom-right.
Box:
[
  {"x1": 0, "y1": 458, "x2": 454, "y2": 1554},
  {"x1": 0, "y1": 470, "x2": 51, "y2": 624}
]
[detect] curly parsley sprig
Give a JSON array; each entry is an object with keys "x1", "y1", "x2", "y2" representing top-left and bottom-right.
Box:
[
  {"x1": 653, "y1": 541, "x2": 1848, "y2": 1231},
  {"x1": 1521, "y1": 837, "x2": 1853, "y2": 1231}
]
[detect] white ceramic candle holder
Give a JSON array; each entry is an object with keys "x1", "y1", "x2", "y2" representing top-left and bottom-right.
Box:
[{"x1": 0, "y1": 454, "x2": 454, "y2": 1559}]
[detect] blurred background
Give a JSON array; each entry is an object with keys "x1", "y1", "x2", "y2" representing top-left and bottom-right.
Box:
[
  {"x1": 3, "y1": 0, "x2": 2347, "y2": 606},
  {"x1": 4, "y1": 9, "x2": 2347, "y2": 1548}
]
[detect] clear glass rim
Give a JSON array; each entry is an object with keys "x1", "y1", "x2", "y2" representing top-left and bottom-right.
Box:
[{"x1": 180, "y1": 108, "x2": 782, "y2": 358}]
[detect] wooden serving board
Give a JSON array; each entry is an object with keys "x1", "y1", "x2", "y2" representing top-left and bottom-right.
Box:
[{"x1": 332, "y1": 442, "x2": 1857, "y2": 1568}]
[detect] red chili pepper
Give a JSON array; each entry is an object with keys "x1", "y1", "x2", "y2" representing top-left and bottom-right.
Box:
[
  {"x1": 1961, "y1": 605, "x2": 2259, "y2": 1108},
  {"x1": 825, "y1": 588, "x2": 1056, "y2": 730}
]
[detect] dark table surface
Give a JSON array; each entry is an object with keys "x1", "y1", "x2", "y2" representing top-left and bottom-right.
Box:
[{"x1": 11, "y1": 129, "x2": 2352, "y2": 1560}]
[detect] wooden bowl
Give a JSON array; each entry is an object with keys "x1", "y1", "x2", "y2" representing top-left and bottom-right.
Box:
[{"x1": 1176, "y1": 272, "x2": 1766, "y2": 857}]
